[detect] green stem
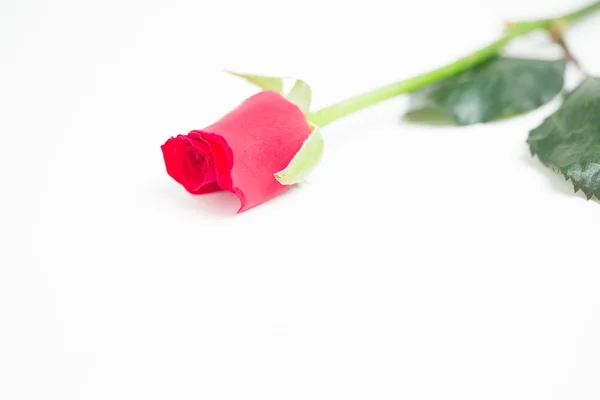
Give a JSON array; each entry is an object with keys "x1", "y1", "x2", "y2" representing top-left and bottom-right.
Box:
[
  {"x1": 562, "y1": 0, "x2": 600, "y2": 24},
  {"x1": 309, "y1": 1, "x2": 600, "y2": 127}
]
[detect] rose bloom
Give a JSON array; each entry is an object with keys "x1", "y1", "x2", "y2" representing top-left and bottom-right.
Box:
[{"x1": 161, "y1": 91, "x2": 311, "y2": 212}]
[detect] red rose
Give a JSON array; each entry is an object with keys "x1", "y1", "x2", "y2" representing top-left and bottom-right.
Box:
[{"x1": 161, "y1": 90, "x2": 312, "y2": 212}]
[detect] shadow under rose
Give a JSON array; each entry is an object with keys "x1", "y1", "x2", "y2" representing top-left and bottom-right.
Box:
[
  {"x1": 154, "y1": 181, "x2": 308, "y2": 217},
  {"x1": 156, "y1": 183, "x2": 241, "y2": 218},
  {"x1": 401, "y1": 108, "x2": 457, "y2": 127}
]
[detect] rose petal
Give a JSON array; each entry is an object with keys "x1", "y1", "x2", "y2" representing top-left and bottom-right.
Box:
[
  {"x1": 187, "y1": 132, "x2": 222, "y2": 188},
  {"x1": 160, "y1": 137, "x2": 184, "y2": 185},
  {"x1": 163, "y1": 134, "x2": 221, "y2": 194},
  {"x1": 180, "y1": 149, "x2": 206, "y2": 192},
  {"x1": 191, "y1": 181, "x2": 220, "y2": 194},
  {"x1": 197, "y1": 132, "x2": 233, "y2": 192}
]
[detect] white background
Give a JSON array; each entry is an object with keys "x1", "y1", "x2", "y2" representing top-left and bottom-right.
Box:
[{"x1": 2, "y1": 0, "x2": 600, "y2": 398}]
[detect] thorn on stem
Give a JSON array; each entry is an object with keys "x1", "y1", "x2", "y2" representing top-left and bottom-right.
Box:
[
  {"x1": 504, "y1": 21, "x2": 517, "y2": 32},
  {"x1": 549, "y1": 20, "x2": 566, "y2": 41},
  {"x1": 549, "y1": 20, "x2": 587, "y2": 75}
]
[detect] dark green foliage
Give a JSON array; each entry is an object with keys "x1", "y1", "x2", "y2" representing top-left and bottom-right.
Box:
[
  {"x1": 528, "y1": 77, "x2": 600, "y2": 200},
  {"x1": 406, "y1": 57, "x2": 567, "y2": 125}
]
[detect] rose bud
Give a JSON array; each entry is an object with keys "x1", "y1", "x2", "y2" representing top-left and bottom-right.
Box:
[{"x1": 161, "y1": 85, "x2": 323, "y2": 213}]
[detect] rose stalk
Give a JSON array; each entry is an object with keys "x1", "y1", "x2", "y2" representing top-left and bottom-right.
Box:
[{"x1": 161, "y1": 1, "x2": 600, "y2": 213}]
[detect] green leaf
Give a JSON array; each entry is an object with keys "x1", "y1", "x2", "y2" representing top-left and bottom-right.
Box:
[
  {"x1": 275, "y1": 123, "x2": 324, "y2": 185},
  {"x1": 225, "y1": 71, "x2": 283, "y2": 92},
  {"x1": 285, "y1": 79, "x2": 312, "y2": 114},
  {"x1": 527, "y1": 77, "x2": 600, "y2": 200},
  {"x1": 406, "y1": 57, "x2": 567, "y2": 125}
]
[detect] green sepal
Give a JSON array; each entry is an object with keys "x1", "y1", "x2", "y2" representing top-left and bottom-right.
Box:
[
  {"x1": 285, "y1": 79, "x2": 312, "y2": 114},
  {"x1": 275, "y1": 123, "x2": 324, "y2": 185},
  {"x1": 225, "y1": 71, "x2": 283, "y2": 92},
  {"x1": 226, "y1": 70, "x2": 312, "y2": 114}
]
